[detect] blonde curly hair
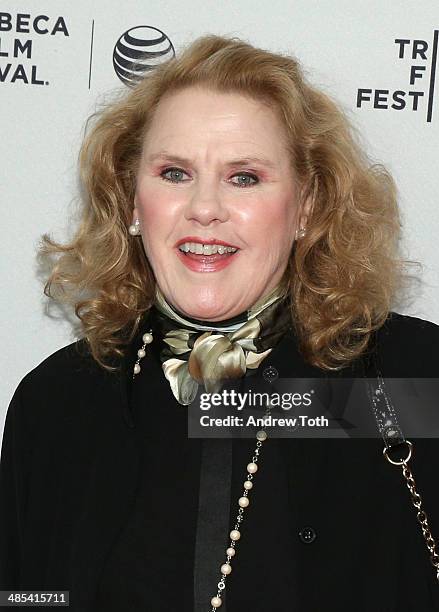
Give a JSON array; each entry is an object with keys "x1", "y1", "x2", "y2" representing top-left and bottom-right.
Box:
[{"x1": 39, "y1": 34, "x2": 412, "y2": 371}]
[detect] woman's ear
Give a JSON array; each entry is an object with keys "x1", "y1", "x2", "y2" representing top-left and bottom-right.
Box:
[
  {"x1": 298, "y1": 194, "x2": 314, "y2": 231},
  {"x1": 298, "y1": 176, "x2": 317, "y2": 230}
]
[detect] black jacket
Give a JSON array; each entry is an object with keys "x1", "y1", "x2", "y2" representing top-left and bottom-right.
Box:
[{"x1": 1, "y1": 310, "x2": 439, "y2": 611}]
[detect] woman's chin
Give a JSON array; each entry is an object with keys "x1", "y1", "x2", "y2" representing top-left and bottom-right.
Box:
[{"x1": 171, "y1": 298, "x2": 244, "y2": 322}]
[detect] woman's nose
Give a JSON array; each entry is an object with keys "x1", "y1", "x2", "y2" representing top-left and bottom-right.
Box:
[{"x1": 183, "y1": 180, "x2": 229, "y2": 226}]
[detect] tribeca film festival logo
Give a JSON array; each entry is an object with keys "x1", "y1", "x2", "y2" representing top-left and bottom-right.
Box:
[
  {"x1": 113, "y1": 25, "x2": 174, "y2": 87},
  {"x1": 0, "y1": 12, "x2": 69, "y2": 85},
  {"x1": 357, "y1": 31, "x2": 439, "y2": 122}
]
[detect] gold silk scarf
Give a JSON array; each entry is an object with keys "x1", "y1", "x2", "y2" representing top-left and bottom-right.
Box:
[{"x1": 151, "y1": 277, "x2": 292, "y2": 405}]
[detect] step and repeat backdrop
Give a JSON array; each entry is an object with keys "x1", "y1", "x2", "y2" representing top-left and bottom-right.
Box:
[{"x1": 1, "y1": 0, "x2": 438, "y2": 428}]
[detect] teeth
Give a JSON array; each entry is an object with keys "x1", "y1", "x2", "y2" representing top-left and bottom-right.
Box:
[{"x1": 178, "y1": 242, "x2": 238, "y2": 255}]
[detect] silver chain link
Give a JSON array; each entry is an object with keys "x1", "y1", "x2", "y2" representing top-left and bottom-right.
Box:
[
  {"x1": 401, "y1": 457, "x2": 439, "y2": 580},
  {"x1": 383, "y1": 440, "x2": 439, "y2": 582}
]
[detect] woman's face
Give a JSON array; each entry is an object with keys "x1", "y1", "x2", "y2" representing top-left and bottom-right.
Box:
[{"x1": 134, "y1": 86, "x2": 307, "y2": 321}]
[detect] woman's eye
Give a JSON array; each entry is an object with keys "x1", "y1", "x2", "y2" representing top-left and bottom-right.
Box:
[
  {"x1": 160, "y1": 167, "x2": 188, "y2": 183},
  {"x1": 230, "y1": 172, "x2": 259, "y2": 187}
]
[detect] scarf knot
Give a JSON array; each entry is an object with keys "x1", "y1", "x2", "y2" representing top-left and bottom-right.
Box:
[{"x1": 150, "y1": 280, "x2": 292, "y2": 405}]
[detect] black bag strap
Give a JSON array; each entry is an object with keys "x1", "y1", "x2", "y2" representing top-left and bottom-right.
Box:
[{"x1": 362, "y1": 345, "x2": 439, "y2": 581}]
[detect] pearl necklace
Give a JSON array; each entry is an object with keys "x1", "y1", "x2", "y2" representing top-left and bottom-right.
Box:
[{"x1": 132, "y1": 328, "x2": 278, "y2": 609}]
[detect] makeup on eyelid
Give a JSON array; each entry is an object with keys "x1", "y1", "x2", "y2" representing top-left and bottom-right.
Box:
[{"x1": 158, "y1": 166, "x2": 260, "y2": 187}]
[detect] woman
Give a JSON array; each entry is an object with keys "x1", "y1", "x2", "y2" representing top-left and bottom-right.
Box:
[{"x1": 1, "y1": 34, "x2": 438, "y2": 611}]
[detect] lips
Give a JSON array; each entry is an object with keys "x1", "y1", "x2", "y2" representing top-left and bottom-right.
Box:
[{"x1": 176, "y1": 244, "x2": 239, "y2": 272}]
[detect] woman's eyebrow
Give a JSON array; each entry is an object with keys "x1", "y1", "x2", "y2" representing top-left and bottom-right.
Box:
[
  {"x1": 145, "y1": 152, "x2": 192, "y2": 166},
  {"x1": 226, "y1": 157, "x2": 278, "y2": 170},
  {"x1": 145, "y1": 151, "x2": 278, "y2": 169}
]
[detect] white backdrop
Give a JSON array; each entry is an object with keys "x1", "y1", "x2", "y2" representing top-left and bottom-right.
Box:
[{"x1": 1, "y1": 0, "x2": 438, "y2": 437}]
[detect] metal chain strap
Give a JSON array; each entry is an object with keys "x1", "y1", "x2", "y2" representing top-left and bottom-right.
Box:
[
  {"x1": 365, "y1": 349, "x2": 439, "y2": 584},
  {"x1": 383, "y1": 440, "x2": 439, "y2": 581}
]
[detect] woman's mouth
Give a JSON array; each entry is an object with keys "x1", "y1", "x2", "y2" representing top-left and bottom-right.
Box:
[{"x1": 176, "y1": 242, "x2": 240, "y2": 272}]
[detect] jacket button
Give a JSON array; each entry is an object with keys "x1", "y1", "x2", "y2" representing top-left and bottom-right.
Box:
[
  {"x1": 263, "y1": 365, "x2": 278, "y2": 382},
  {"x1": 298, "y1": 526, "x2": 317, "y2": 544}
]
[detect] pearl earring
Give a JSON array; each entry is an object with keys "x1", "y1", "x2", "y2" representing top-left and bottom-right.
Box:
[
  {"x1": 128, "y1": 218, "x2": 141, "y2": 236},
  {"x1": 295, "y1": 226, "x2": 306, "y2": 240}
]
